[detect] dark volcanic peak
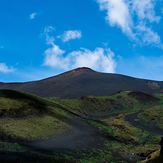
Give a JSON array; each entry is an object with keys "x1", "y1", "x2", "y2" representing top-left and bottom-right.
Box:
[
  {"x1": 0, "y1": 67, "x2": 163, "y2": 98},
  {"x1": 72, "y1": 67, "x2": 94, "y2": 72},
  {"x1": 56, "y1": 67, "x2": 95, "y2": 78}
]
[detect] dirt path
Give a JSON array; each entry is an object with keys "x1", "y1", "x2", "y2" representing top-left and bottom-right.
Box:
[{"x1": 125, "y1": 112, "x2": 163, "y2": 135}]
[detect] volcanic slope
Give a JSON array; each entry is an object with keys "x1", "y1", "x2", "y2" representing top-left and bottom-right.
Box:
[{"x1": 0, "y1": 67, "x2": 163, "y2": 98}]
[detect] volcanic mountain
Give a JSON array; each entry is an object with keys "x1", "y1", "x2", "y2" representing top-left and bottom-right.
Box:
[{"x1": 0, "y1": 67, "x2": 163, "y2": 98}]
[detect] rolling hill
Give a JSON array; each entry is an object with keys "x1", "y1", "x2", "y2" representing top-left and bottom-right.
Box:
[
  {"x1": 0, "y1": 89, "x2": 162, "y2": 162},
  {"x1": 0, "y1": 67, "x2": 163, "y2": 98}
]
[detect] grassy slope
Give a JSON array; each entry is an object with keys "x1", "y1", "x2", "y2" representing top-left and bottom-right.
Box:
[
  {"x1": 0, "y1": 90, "x2": 163, "y2": 162},
  {"x1": 138, "y1": 105, "x2": 163, "y2": 130},
  {"x1": 51, "y1": 91, "x2": 163, "y2": 162},
  {"x1": 0, "y1": 90, "x2": 71, "y2": 141},
  {"x1": 54, "y1": 91, "x2": 157, "y2": 117}
]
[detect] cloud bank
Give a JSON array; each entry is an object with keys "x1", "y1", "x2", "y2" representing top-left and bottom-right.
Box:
[
  {"x1": 97, "y1": 0, "x2": 162, "y2": 47},
  {"x1": 43, "y1": 26, "x2": 116, "y2": 73}
]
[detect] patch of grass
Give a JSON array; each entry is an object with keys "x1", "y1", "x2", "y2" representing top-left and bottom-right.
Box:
[
  {"x1": 0, "y1": 90, "x2": 73, "y2": 141},
  {"x1": 0, "y1": 115, "x2": 70, "y2": 141},
  {"x1": 138, "y1": 105, "x2": 163, "y2": 129},
  {"x1": 79, "y1": 148, "x2": 124, "y2": 163},
  {"x1": 0, "y1": 90, "x2": 48, "y2": 117},
  {"x1": 65, "y1": 140, "x2": 160, "y2": 163},
  {"x1": 0, "y1": 142, "x2": 26, "y2": 152},
  {"x1": 155, "y1": 93, "x2": 163, "y2": 100},
  {"x1": 0, "y1": 97, "x2": 45, "y2": 117},
  {"x1": 105, "y1": 141, "x2": 160, "y2": 162},
  {"x1": 52, "y1": 91, "x2": 157, "y2": 119},
  {"x1": 89, "y1": 115, "x2": 160, "y2": 145},
  {"x1": 55, "y1": 99, "x2": 82, "y2": 115},
  {"x1": 103, "y1": 115, "x2": 160, "y2": 144},
  {"x1": 0, "y1": 97, "x2": 23, "y2": 110}
]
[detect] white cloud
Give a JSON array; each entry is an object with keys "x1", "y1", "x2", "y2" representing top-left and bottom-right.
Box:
[
  {"x1": 43, "y1": 26, "x2": 55, "y2": 45},
  {"x1": 43, "y1": 26, "x2": 116, "y2": 73},
  {"x1": 97, "y1": 0, "x2": 133, "y2": 36},
  {"x1": 29, "y1": 12, "x2": 38, "y2": 20},
  {"x1": 68, "y1": 48, "x2": 116, "y2": 73},
  {"x1": 44, "y1": 44, "x2": 67, "y2": 69},
  {"x1": 97, "y1": 0, "x2": 162, "y2": 47},
  {"x1": 44, "y1": 44, "x2": 116, "y2": 73},
  {"x1": 136, "y1": 24, "x2": 161, "y2": 45},
  {"x1": 132, "y1": 0, "x2": 160, "y2": 23},
  {"x1": 0, "y1": 63, "x2": 14, "y2": 73},
  {"x1": 60, "y1": 30, "x2": 82, "y2": 42}
]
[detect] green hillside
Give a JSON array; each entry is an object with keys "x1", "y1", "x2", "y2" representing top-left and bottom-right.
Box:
[
  {"x1": 55, "y1": 91, "x2": 159, "y2": 117},
  {"x1": 0, "y1": 90, "x2": 71, "y2": 141},
  {"x1": 53, "y1": 91, "x2": 163, "y2": 162},
  {"x1": 0, "y1": 90, "x2": 162, "y2": 162}
]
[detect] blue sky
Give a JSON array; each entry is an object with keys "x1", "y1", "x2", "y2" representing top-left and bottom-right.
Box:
[{"x1": 0, "y1": 0, "x2": 163, "y2": 82}]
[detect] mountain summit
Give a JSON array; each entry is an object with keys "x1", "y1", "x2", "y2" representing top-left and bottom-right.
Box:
[
  {"x1": 0, "y1": 67, "x2": 162, "y2": 98},
  {"x1": 57, "y1": 67, "x2": 95, "y2": 78}
]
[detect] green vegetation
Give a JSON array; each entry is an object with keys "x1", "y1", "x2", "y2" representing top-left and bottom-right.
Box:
[
  {"x1": 0, "y1": 142, "x2": 27, "y2": 152},
  {"x1": 0, "y1": 115, "x2": 70, "y2": 140},
  {"x1": 87, "y1": 116, "x2": 161, "y2": 162},
  {"x1": 138, "y1": 105, "x2": 163, "y2": 129},
  {"x1": 55, "y1": 91, "x2": 157, "y2": 118},
  {"x1": 50, "y1": 91, "x2": 163, "y2": 162},
  {"x1": 102, "y1": 115, "x2": 159, "y2": 144},
  {"x1": 0, "y1": 90, "x2": 162, "y2": 162},
  {"x1": 0, "y1": 89, "x2": 47, "y2": 118},
  {"x1": 0, "y1": 90, "x2": 71, "y2": 142}
]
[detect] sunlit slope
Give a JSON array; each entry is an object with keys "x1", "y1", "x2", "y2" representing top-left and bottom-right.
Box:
[{"x1": 0, "y1": 89, "x2": 71, "y2": 141}]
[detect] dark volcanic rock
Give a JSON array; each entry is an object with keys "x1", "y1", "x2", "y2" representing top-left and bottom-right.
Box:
[{"x1": 0, "y1": 67, "x2": 163, "y2": 98}]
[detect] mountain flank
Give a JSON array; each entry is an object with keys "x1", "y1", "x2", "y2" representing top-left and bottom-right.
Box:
[{"x1": 0, "y1": 67, "x2": 162, "y2": 98}]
